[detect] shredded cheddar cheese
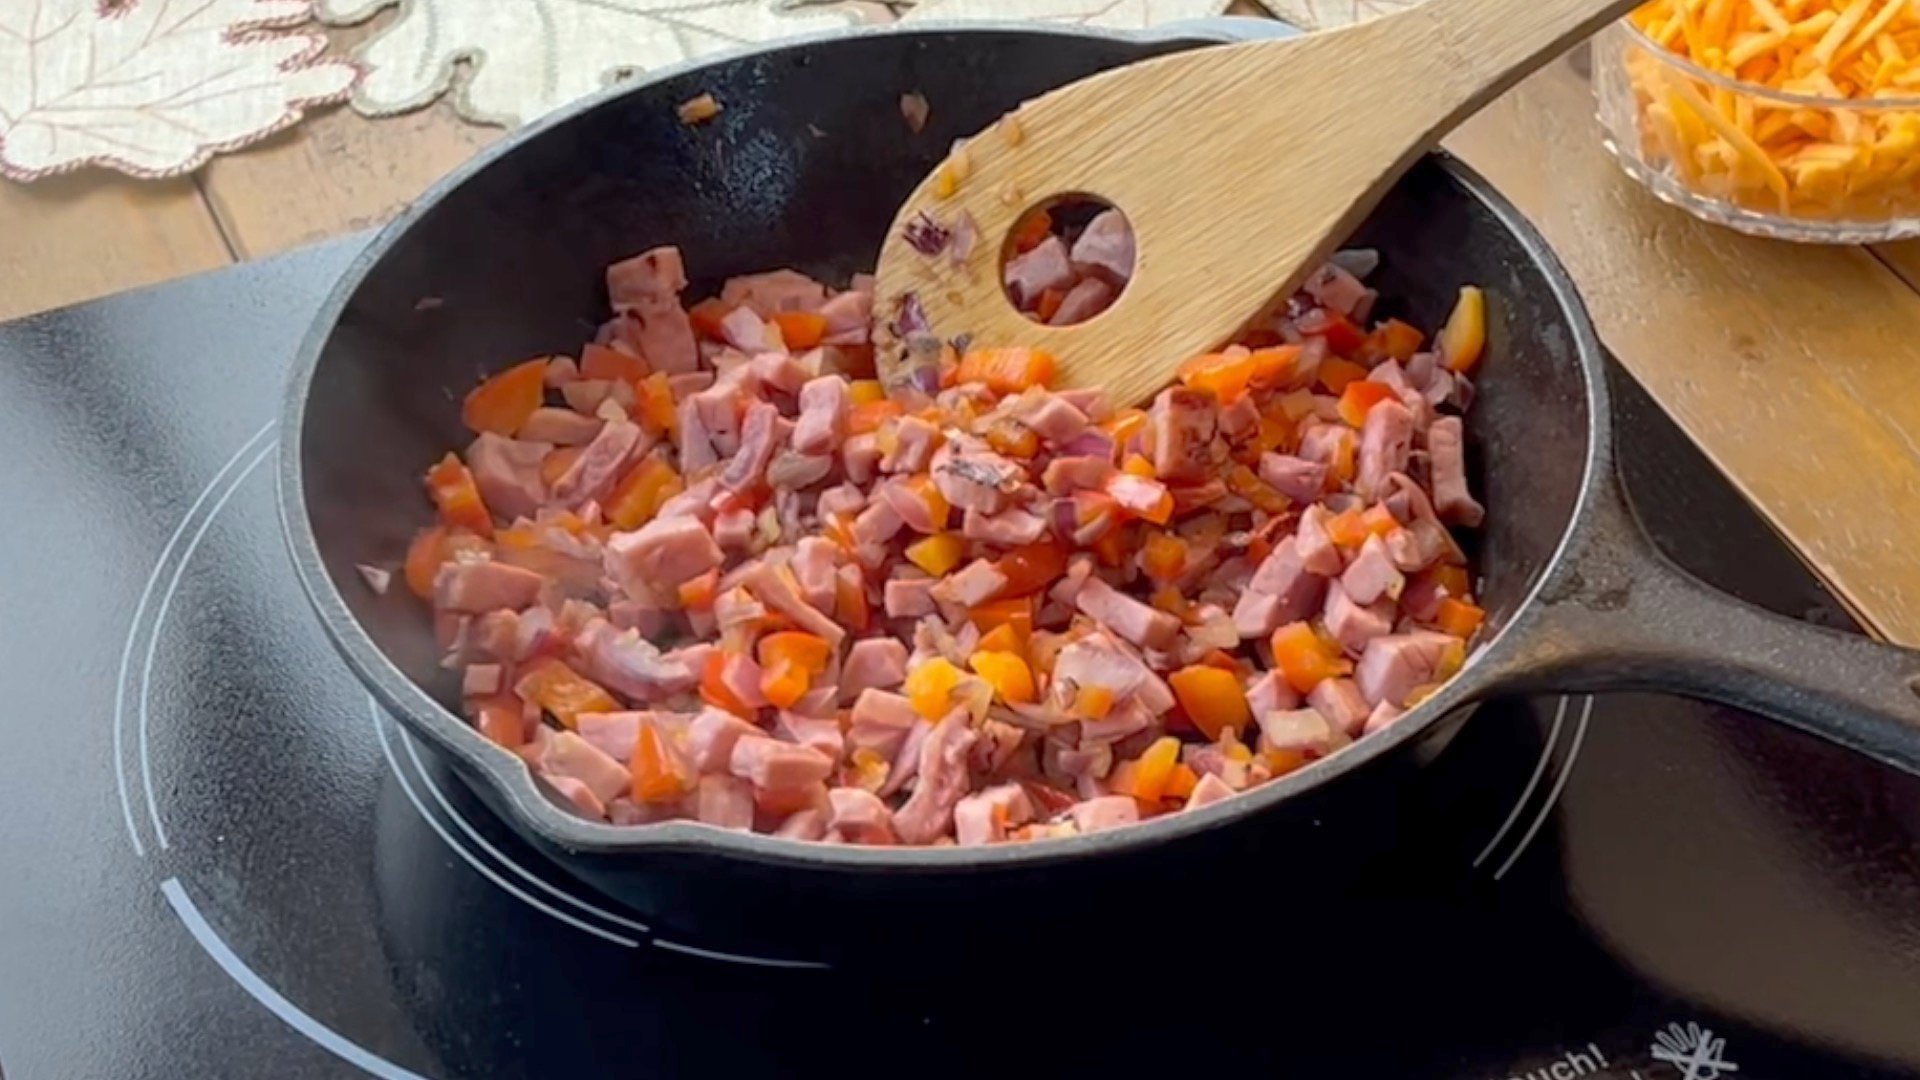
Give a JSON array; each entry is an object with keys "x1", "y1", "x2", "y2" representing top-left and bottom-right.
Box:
[{"x1": 1623, "y1": 0, "x2": 1920, "y2": 220}]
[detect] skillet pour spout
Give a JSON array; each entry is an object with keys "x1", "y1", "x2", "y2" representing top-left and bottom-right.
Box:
[{"x1": 279, "y1": 20, "x2": 1920, "y2": 961}]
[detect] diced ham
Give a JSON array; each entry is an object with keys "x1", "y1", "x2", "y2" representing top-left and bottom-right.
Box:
[
  {"x1": 573, "y1": 619, "x2": 696, "y2": 699},
  {"x1": 766, "y1": 451, "x2": 833, "y2": 491},
  {"x1": 1245, "y1": 671, "x2": 1301, "y2": 717},
  {"x1": 1232, "y1": 536, "x2": 1328, "y2": 637},
  {"x1": 817, "y1": 483, "x2": 865, "y2": 520},
  {"x1": 962, "y1": 506, "x2": 1047, "y2": 546},
  {"x1": 1069, "y1": 209, "x2": 1136, "y2": 284},
  {"x1": 576, "y1": 711, "x2": 644, "y2": 762},
  {"x1": 841, "y1": 640, "x2": 909, "y2": 703},
  {"x1": 847, "y1": 688, "x2": 918, "y2": 760},
  {"x1": 1043, "y1": 455, "x2": 1115, "y2": 494},
  {"x1": 435, "y1": 560, "x2": 544, "y2": 614},
  {"x1": 932, "y1": 448, "x2": 1024, "y2": 514},
  {"x1": 719, "y1": 306, "x2": 774, "y2": 353},
  {"x1": 536, "y1": 730, "x2": 630, "y2": 807},
  {"x1": 792, "y1": 537, "x2": 839, "y2": 614},
  {"x1": 1324, "y1": 580, "x2": 1395, "y2": 656},
  {"x1": 1185, "y1": 772, "x2": 1236, "y2": 809},
  {"x1": 777, "y1": 712, "x2": 846, "y2": 761},
  {"x1": 818, "y1": 289, "x2": 872, "y2": 335},
  {"x1": 519, "y1": 408, "x2": 604, "y2": 446},
  {"x1": 1069, "y1": 795, "x2": 1140, "y2": 834},
  {"x1": 751, "y1": 351, "x2": 809, "y2": 396},
  {"x1": 465, "y1": 434, "x2": 550, "y2": 521},
  {"x1": 552, "y1": 421, "x2": 644, "y2": 508},
  {"x1": 730, "y1": 735, "x2": 835, "y2": 794},
  {"x1": 1428, "y1": 416, "x2": 1484, "y2": 527},
  {"x1": 842, "y1": 434, "x2": 882, "y2": 485},
  {"x1": 1295, "y1": 504, "x2": 1344, "y2": 576},
  {"x1": 547, "y1": 775, "x2": 607, "y2": 818},
  {"x1": 675, "y1": 395, "x2": 718, "y2": 472},
  {"x1": 686, "y1": 708, "x2": 762, "y2": 772},
  {"x1": 826, "y1": 787, "x2": 897, "y2": 845},
  {"x1": 695, "y1": 774, "x2": 756, "y2": 830},
  {"x1": 932, "y1": 559, "x2": 1008, "y2": 608},
  {"x1": 721, "y1": 402, "x2": 784, "y2": 493},
  {"x1": 462, "y1": 663, "x2": 502, "y2": 697},
  {"x1": 1260, "y1": 452, "x2": 1327, "y2": 503},
  {"x1": 1106, "y1": 473, "x2": 1170, "y2": 518},
  {"x1": 1258, "y1": 708, "x2": 1336, "y2": 756},
  {"x1": 1049, "y1": 277, "x2": 1116, "y2": 326},
  {"x1": 1355, "y1": 399, "x2": 1414, "y2": 500},
  {"x1": 1364, "y1": 700, "x2": 1407, "y2": 735},
  {"x1": 741, "y1": 560, "x2": 846, "y2": 647},
  {"x1": 713, "y1": 507, "x2": 755, "y2": 553},
  {"x1": 605, "y1": 515, "x2": 723, "y2": 597},
  {"x1": 793, "y1": 376, "x2": 849, "y2": 455},
  {"x1": 1342, "y1": 533, "x2": 1405, "y2": 605},
  {"x1": 885, "y1": 576, "x2": 937, "y2": 619},
  {"x1": 1296, "y1": 423, "x2": 1355, "y2": 473},
  {"x1": 607, "y1": 247, "x2": 686, "y2": 308},
  {"x1": 1302, "y1": 261, "x2": 1372, "y2": 318},
  {"x1": 954, "y1": 783, "x2": 1034, "y2": 846},
  {"x1": 1075, "y1": 576, "x2": 1179, "y2": 650},
  {"x1": 892, "y1": 712, "x2": 979, "y2": 844},
  {"x1": 1354, "y1": 631, "x2": 1457, "y2": 708},
  {"x1": 1002, "y1": 235, "x2": 1075, "y2": 305},
  {"x1": 1307, "y1": 677, "x2": 1370, "y2": 736},
  {"x1": 721, "y1": 269, "x2": 828, "y2": 316},
  {"x1": 882, "y1": 416, "x2": 941, "y2": 474},
  {"x1": 853, "y1": 498, "x2": 904, "y2": 545},
  {"x1": 1149, "y1": 386, "x2": 1217, "y2": 483}
]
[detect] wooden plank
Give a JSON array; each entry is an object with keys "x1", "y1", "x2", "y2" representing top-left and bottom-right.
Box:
[
  {"x1": 1872, "y1": 240, "x2": 1920, "y2": 293},
  {"x1": 0, "y1": 172, "x2": 233, "y2": 322},
  {"x1": 1446, "y1": 59, "x2": 1920, "y2": 645}
]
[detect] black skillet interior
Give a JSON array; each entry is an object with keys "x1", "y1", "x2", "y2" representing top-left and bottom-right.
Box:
[{"x1": 292, "y1": 26, "x2": 1592, "y2": 872}]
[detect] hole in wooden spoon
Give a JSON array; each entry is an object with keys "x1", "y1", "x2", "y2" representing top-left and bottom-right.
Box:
[{"x1": 1001, "y1": 196, "x2": 1134, "y2": 326}]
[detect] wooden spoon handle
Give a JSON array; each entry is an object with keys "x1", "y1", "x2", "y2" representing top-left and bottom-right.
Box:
[{"x1": 875, "y1": 0, "x2": 1642, "y2": 405}]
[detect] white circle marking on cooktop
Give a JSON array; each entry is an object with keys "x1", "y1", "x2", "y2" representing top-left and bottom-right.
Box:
[
  {"x1": 161, "y1": 876, "x2": 429, "y2": 1080},
  {"x1": 1494, "y1": 695, "x2": 1592, "y2": 882},
  {"x1": 1474, "y1": 695, "x2": 1571, "y2": 869},
  {"x1": 115, "y1": 420, "x2": 278, "y2": 857}
]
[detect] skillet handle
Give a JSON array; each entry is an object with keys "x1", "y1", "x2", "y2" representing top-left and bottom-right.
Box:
[{"x1": 1494, "y1": 477, "x2": 1920, "y2": 774}]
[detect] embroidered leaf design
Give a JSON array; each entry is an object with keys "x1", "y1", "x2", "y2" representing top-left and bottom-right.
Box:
[
  {"x1": 317, "y1": 0, "x2": 861, "y2": 128},
  {"x1": 0, "y1": 0, "x2": 357, "y2": 180},
  {"x1": 897, "y1": 0, "x2": 1229, "y2": 29},
  {"x1": 1255, "y1": 0, "x2": 1422, "y2": 31}
]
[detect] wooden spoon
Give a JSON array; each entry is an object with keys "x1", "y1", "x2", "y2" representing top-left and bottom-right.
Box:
[{"x1": 874, "y1": 0, "x2": 1641, "y2": 404}]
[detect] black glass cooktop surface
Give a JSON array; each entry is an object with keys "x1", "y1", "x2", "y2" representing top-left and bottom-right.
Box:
[{"x1": 2, "y1": 237, "x2": 1918, "y2": 1079}]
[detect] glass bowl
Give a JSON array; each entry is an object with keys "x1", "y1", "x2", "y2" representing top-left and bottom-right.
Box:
[{"x1": 1593, "y1": 17, "x2": 1920, "y2": 243}]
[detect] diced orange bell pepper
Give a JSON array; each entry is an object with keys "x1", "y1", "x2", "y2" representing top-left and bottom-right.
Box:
[
  {"x1": 635, "y1": 372, "x2": 677, "y2": 436},
  {"x1": 847, "y1": 379, "x2": 886, "y2": 405},
  {"x1": 1315, "y1": 312, "x2": 1367, "y2": 356},
  {"x1": 1035, "y1": 289, "x2": 1066, "y2": 323},
  {"x1": 1150, "y1": 586, "x2": 1189, "y2": 618},
  {"x1": 848, "y1": 400, "x2": 905, "y2": 435},
  {"x1": 1091, "y1": 526, "x2": 1128, "y2": 567},
  {"x1": 1226, "y1": 464, "x2": 1289, "y2": 514},
  {"x1": 1435, "y1": 598, "x2": 1487, "y2": 639},
  {"x1": 971, "y1": 597, "x2": 1036, "y2": 641},
  {"x1": 822, "y1": 512, "x2": 859, "y2": 554},
  {"x1": 955, "y1": 347, "x2": 1057, "y2": 393},
  {"x1": 404, "y1": 526, "x2": 450, "y2": 598},
  {"x1": 1439, "y1": 286, "x2": 1486, "y2": 373},
  {"x1": 904, "y1": 473, "x2": 951, "y2": 531},
  {"x1": 700, "y1": 652, "x2": 756, "y2": 718},
  {"x1": 540, "y1": 446, "x2": 584, "y2": 488},
  {"x1": 1101, "y1": 407, "x2": 1148, "y2": 447},
  {"x1": 473, "y1": 695, "x2": 527, "y2": 751},
  {"x1": 1324, "y1": 506, "x2": 1372, "y2": 548},
  {"x1": 1141, "y1": 532, "x2": 1189, "y2": 585},
  {"x1": 1317, "y1": 357, "x2": 1368, "y2": 394},
  {"x1": 760, "y1": 662, "x2": 812, "y2": 710},
  {"x1": 1361, "y1": 504, "x2": 1400, "y2": 538},
  {"x1": 678, "y1": 568, "x2": 720, "y2": 612},
  {"x1": 1177, "y1": 351, "x2": 1260, "y2": 405},
  {"x1": 1168, "y1": 664, "x2": 1253, "y2": 741},
  {"x1": 773, "y1": 311, "x2": 828, "y2": 350},
  {"x1": 1011, "y1": 208, "x2": 1054, "y2": 253},
  {"x1": 1121, "y1": 453, "x2": 1156, "y2": 479},
  {"x1": 687, "y1": 298, "x2": 733, "y2": 341},
  {"x1": 580, "y1": 342, "x2": 648, "y2": 383},
  {"x1": 905, "y1": 657, "x2": 964, "y2": 719},
  {"x1": 976, "y1": 622, "x2": 1024, "y2": 654},
  {"x1": 605, "y1": 456, "x2": 684, "y2": 531},
  {"x1": 1165, "y1": 763, "x2": 1200, "y2": 801},
  {"x1": 835, "y1": 570, "x2": 870, "y2": 633},
  {"x1": 1253, "y1": 412, "x2": 1295, "y2": 457},
  {"x1": 906, "y1": 532, "x2": 967, "y2": 577},
  {"x1": 630, "y1": 722, "x2": 692, "y2": 803},
  {"x1": 986, "y1": 418, "x2": 1041, "y2": 459},
  {"x1": 1249, "y1": 345, "x2": 1304, "y2": 390},
  {"x1": 993, "y1": 541, "x2": 1068, "y2": 599},
  {"x1": 1263, "y1": 746, "x2": 1308, "y2": 777},
  {"x1": 516, "y1": 659, "x2": 619, "y2": 729},
  {"x1": 1270, "y1": 622, "x2": 1353, "y2": 695},
  {"x1": 1364, "y1": 318, "x2": 1425, "y2": 364},
  {"x1": 970, "y1": 650, "x2": 1037, "y2": 704},
  {"x1": 1073, "y1": 684, "x2": 1115, "y2": 719},
  {"x1": 462, "y1": 357, "x2": 549, "y2": 437},
  {"x1": 758, "y1": 631, "x2": 833, "y2": 674},
  {"x1": 1127, "y1": 736, "x2": 1184, "y2": 804},
  {"x1": 1277, "y1": 389, "x2": 1318, "y2": 421},
  {"x1": 425, "y1": 453, "x2": 493, "y2": 537},
  {"x1": 1336, "y1": 380, "x2": 1399, "y2": 428}
]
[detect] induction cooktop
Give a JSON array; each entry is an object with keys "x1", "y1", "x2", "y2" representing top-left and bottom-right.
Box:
[{"x1": 2, "y1": 237, "x2": 1918, "y2": 1079}]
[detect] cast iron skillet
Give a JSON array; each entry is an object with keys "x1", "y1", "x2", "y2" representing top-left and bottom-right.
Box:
[{"x1": 281, "y1": 21, "x2": 1920, "y2": 961}]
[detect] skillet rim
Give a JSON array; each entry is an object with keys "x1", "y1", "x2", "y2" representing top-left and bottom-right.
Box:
[{"x1": 278, "y1": 20, "x2": 1608, "y2": 870}]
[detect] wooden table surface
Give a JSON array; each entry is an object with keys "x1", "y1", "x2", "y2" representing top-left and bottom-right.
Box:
[{"x1": 7, "y1": 21, "x2": 1920, "y2": 645}]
